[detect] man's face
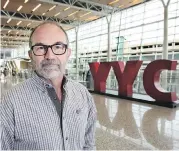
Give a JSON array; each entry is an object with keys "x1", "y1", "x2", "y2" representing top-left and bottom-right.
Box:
[{"x1": 29, "y1": 24, "x2": 71, "y2": 79}]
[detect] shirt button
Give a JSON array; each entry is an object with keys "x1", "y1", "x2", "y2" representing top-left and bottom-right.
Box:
[
  {"x1": 54, "y1": 97, "x2": 57, "y2": 100},
  {"x1": 66, "y1": 137, "x2": 68, "y2": 140},
  {"x1": 76, "y1": 109, "x2": 81, "y2": 114}
]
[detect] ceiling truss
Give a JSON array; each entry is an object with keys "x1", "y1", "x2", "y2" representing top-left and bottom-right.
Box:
[{"x1": 1, "y1": 0, "x2": 146, "y2": 49}]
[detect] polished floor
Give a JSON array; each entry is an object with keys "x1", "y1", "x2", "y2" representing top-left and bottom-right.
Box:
[{"x1": 1, "y1": 76, "x2": 179, "y2": 150}]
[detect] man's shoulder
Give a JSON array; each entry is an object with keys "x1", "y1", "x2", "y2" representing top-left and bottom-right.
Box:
[
  {"x1": 66, "y1": 78, "x2": 94, "y2": 103},
  {"x1": 2, "y1": 78, "x2": 34, "y2": 98},
  {"x1": 67, "y1": 78, "x2": 89, "y2": 93}
]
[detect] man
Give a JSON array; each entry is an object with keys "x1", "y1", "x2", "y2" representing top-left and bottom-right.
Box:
[{"x1": 0, "y1": 22, "x2": 97, "y2": 150}]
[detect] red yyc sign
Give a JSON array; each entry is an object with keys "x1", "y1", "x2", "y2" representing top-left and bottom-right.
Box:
[{"x1": 89, "y1": 60, "x2": 178, "y2": 102}]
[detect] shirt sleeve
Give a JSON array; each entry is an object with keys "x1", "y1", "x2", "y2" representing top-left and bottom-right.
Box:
[
  {"x1": 0, "y1": 93, "x2": 15, "y2": 150},
  {"x1": 83, "y1": 94, "x2": 97, "y2": 150}
]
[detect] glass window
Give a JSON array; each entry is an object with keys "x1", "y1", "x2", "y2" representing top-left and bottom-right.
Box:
[{"x1": 174, "y1": 53, "x2": 179, "y2": 60}]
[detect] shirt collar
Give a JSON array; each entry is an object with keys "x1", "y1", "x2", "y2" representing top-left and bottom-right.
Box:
[{"x1": 31, "y1": 71, "x2": 68, "y2": 92}]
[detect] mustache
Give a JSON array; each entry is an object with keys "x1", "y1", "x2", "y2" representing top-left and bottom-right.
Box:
[{"x1": 40, "y1": 59, "x2": 61, "y2": 68}]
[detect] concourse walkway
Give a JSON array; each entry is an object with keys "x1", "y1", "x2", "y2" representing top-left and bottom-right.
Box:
[{"x1": 1, "y1": 76, "x2": 179, "y2": 150}]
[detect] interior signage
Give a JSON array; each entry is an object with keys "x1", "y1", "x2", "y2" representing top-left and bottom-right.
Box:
[{"x1": 89, "y1": 60, "x2": 178, "y2": 102}]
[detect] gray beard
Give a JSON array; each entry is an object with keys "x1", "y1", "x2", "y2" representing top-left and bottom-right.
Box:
[
  {"x1": 38, "y1": 65, "x2": 63, "y2": 79},
  {"x1": 32, "y1": 59, "x2": 65, "y2": 80}
]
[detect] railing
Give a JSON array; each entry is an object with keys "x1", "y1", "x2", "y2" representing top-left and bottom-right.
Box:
[
  {"x1": 1, "y1": 70, "x2": 178, "y2": 99},
  {"x1": 68, "y1": 71, "x2": 179, "y2": 98}
]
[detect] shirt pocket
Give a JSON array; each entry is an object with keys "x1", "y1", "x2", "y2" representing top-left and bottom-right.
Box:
[{"x1": 64, "y1": 102, "x2": 89, "y2": 129}]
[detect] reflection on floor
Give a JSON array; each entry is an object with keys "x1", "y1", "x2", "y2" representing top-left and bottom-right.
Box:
[
  {"x1": 1, "y1": 76, "x2": 179, "y2": 150},
  {"x1": 94, "y1": 94, "x2": 179, "y2": 150}
]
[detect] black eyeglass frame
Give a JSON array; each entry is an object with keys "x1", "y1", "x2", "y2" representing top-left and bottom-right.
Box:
[{"x1": 31, "y1": 42, "x2": 68, "y2": 56}]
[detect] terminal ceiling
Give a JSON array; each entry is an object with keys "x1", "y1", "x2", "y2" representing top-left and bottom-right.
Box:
[{"x1": 1, "y1": 0, "x2": 146, "y2": 49}]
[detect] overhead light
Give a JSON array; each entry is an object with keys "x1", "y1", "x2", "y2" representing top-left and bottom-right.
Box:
[
  {"x1": 17, "y1": 5, "x2": 23, "y2": 11},
  {"x1": 68, "y1": 10, "x2": 79, "y2": 17},
  {"x1": 54, "y1": 12, "x2": 60, "y2": 17},
  {"x1": 86, "y1": 16, "x2": 98, "y2": 21},
  {"x1": 3, "y1": 0, "x2": 9, "y2": 9},
  {"x1": 24, "y1": 0, "x2": 29, "y2": 3},
  {"x1": 64, "y1": 7, "x2": 70, "y2": 11},
  {"x1": 32, "y1": 4, "x2": 41, "y2": 12},
  {"x1": 80, "y1": 12, "x2": 91, "y2": 17},
  {"x1": 74, "y1": 18, "x2": 77, "y2": 20},
  {"x1": 8, "y1": 30, "x2": 11, "y2": 33},
  {"x1": 17, "y1": 21, "x2": 22, "y2": 25},
  {"x1": 108, "y1": 0, "x2": 119, "y2": 5},
  {"x1": 7, "y1": 18, "x2": 12, "y2": 23},
  {"x1": 119, "y1": 4, "x2": 124, "y2": 8},
  {"x1": 48, "y1": 5, "x2": 56, "y2": 11},
  {"x1": 131, "y1": 0, "x2": 138, "y2": 2},
  {"x1": 27, "y1": 23, "x2": 31, "y2": 27},
  {"x1": 42, "y1": 13, "x2": 45, "y2": 15}
]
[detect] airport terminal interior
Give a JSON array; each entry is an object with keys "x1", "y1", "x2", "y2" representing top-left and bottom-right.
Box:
[{"x1": 1, "y1": 0, "x2": 179, "y2": 150}]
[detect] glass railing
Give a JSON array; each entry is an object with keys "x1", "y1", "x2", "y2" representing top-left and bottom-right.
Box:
[
  {"x1": 1, "y1": 70, "x2": 178, "y2": 99},
  {"x1": 68, "y1": 71, "x2": 179, "y2": 98}
]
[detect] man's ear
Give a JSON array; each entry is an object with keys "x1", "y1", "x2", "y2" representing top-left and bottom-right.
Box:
[{"x1": 28, "y1": 50, "x2": 32, "y2": 60}]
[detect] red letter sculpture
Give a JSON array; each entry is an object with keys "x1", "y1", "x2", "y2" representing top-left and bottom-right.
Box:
[
  {"x1": 143, "y1": 60, "x2": 177, "y2": 102},
  {"x1": 89, "y1": 61, "x2": 142, "y2": 97},
  {"x1": 89, "y1": 62, "x2": 111, "y2": 93},
  {"x1": 111, "y1": 61, "x2": 143, "y2": 97}
]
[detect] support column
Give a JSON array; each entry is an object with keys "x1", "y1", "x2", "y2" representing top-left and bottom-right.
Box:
[
  {"x1": 117, "y1": 12, "x2": 122, "y2": 61},
  {"x1": 106, "y1": 14, "x2": 113, "y2": 62},
  {"x1": 163, "y1": 5, "x2": 169, "y2": 60},
  {"x1": 108, "y1": 21, "x2": 111, "y2": 61},
  {"x1": 161, "y1": 0, "x2": 171, "y2": 90},
  {"x1": 106, "y1": 14, "x2": 113, "y2": 89},
  {"x1": 24, "y1": 45, "x2": 26, "y2": 57},
  {"x1": 75, "y1": 26, "x2": 79, "y2": 81},
  {"x1": 4, "y1": 49, "x2": 6, "y2": 68}
]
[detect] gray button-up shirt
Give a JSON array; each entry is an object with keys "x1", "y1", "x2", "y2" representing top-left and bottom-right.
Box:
[{"x1": 0, "y1": 73, "x2": 97, "y2": 150}]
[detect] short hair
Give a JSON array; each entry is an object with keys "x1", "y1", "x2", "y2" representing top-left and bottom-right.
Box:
[{"x1": 29, "y1": 21, "x2": 69, "y2": 48}]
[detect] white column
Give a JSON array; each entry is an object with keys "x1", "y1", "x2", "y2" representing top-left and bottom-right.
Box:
[
  {"x1": 163, "y1": 5, "x2": 169, "y2": 60},
  {"x1": 3, "y1": 49, "x2": 6, "y2": 68},
  {"x1": 75, "y1": 26, "x2": 79, "y2": 81},
  {"x1": 161, "y1": 0, "x2": 171, "y2": 90},
  {"x1": 106, "y1": 14, "x2": 113, "y2": 62},
  {"x1": 106, "y1": 14, "x2": 113, "y2": 89},
  {"x1": 108, "y1": 21, "x2": 111, "y2": 61},
  {"x1": 117, "y1": 12, "x2": 122, "y2": 61}
]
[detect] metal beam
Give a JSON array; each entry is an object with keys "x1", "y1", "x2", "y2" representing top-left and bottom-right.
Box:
[
  {"x1": 1, "y1": 10, "x2": 76, "y2": 27},
  {"x1": 1, "y1": 44, "x2": 21, "y2": 46},
  {"x1": 1, "y1": 34, "x2": 29, "y2": 47},
  {"x1": 1, "y1": 38, "x2": 28, "y2": 43},
  {"x1": 1, "y1": 46, "x2": 19, "y2": 48},
  {"x1": 1, "y1": 38, "x2": 29, "y2": 42},
  {"x1": 1, "y1": 34, "x2": 29, "y2": 39},
  {"x1": 1, "y1": 25, "x2": 32, "y2": 32},
  {"x1": 1, "y1": 40, "x2": 28, "y2": 44},
  {"x1": 38, "y1": 0, "x2": 116, "y2": 16},
  {"x1": 78, "y1": 0, "x2": 119, "y2": 14}
]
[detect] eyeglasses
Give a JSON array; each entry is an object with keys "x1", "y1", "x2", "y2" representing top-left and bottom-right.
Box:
[{"x1": 31, "y1": 42, "x2": 68, "y2": 56}]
